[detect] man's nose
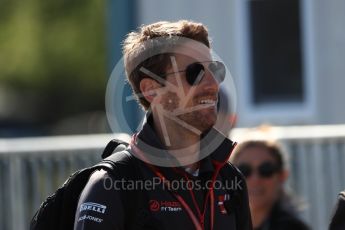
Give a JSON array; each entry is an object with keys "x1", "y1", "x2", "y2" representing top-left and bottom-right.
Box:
[{"x1": 201, "y1": 70, "x2": 220, "y2": 92}]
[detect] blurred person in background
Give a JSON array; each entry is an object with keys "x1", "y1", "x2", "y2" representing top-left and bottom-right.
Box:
[
  {"x1": 230, "y1": 140, "x2": 309, "y2": 230},
  {"x1": 329, "y1": 189, "x2": 345, "y2": 230}
]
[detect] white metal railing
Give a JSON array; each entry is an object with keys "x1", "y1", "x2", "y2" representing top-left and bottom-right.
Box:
[
  {"x1": 0, "y1": 133, "x2": 130, "y2": 230},
  {"x1": 1, "y1": 126, "x2": 345, "y2": 230}
]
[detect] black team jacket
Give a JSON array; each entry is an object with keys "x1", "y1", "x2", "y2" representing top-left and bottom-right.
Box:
[
  {"x1": 329, "y1": 190, "x2": 345, "y2": 230},
  {"x1": 74, "y1": 116, "x2": 252, "y2": 230}
]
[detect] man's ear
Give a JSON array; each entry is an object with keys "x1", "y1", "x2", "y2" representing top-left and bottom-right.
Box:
[{"x1": 139, "y1": 78, "x2": 161, "y2": 103}]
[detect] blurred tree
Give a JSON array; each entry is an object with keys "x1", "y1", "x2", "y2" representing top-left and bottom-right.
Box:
[{"x1": 0, "y1": 0, "x2": 107, "y2": 136}]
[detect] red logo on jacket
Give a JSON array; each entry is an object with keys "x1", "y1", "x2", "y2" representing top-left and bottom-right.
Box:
[
  {"x1": 149, "y1": 200, "x2": 182, "y2": 212},
  {"x1": 218, "y1": 194, "x2": 230, "y2": 214},
  {"x1": 149, "y1": 200, "x2": 160, "y2": 211}
]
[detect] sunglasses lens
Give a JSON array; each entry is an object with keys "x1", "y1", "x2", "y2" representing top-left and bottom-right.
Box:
[
  {"x1": 209, "y1": 61, "x2": 226, "y2": 83},
  {"x1": 237, "y1": 164, "x2": 252, "y2": 178},
  {"x1": 258, "y1": 162, "x2": 278, "y2": 178},
  {"x1": 184, "y1": 61, "x2": 226, "y2": 85},
  {"x1": 186, "y1": 63, "x2": 205, "y2": 85}
]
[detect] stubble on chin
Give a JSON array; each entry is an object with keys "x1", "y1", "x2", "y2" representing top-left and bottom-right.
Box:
[
  {"x1": 159, "y1": 91, "x2": 216, "y2": 133},
  {"x1": 161, "y1": 91, "x2": 180, "y2": 112},
  {"x1": 177, "y1": 109, "x2": 216, "y2": 133}
]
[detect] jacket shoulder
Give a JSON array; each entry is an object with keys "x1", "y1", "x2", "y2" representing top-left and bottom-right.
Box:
[
  {"x1": 222, "y1": 161, "x2": 246, "y2": 180},
  {"x1": 329, "y1": 190, "x2": 345, "y2": 230}
]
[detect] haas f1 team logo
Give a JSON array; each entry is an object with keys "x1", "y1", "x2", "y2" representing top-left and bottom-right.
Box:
[
  {"x1": 149, "y1": 200, "x2": 160, "y2": 212},
  {"x1": 149, "y1": 199, "x2": 182, "y2": 212}
]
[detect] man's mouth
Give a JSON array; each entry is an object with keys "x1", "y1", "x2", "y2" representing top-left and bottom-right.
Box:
[{"x1": 198, "y1": 98, "x2": 217, "y2": 106}]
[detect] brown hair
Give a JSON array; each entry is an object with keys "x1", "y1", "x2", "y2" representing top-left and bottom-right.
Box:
[
  {"x1": 122, "y1": 20, "x2": 210, "y2": 110},
  {"x1": 231, "y1": 140, "x2": 286, "y2": 171}
]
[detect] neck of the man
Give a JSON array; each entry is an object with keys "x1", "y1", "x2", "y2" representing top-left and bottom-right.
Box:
[{"x1": 153, "y1": 114, "x2": 201, "y2": 168}]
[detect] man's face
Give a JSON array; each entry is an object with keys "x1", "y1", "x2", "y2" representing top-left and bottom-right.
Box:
[{"x1": 157, "y1": 50, "x2": 221, "y2": 134}]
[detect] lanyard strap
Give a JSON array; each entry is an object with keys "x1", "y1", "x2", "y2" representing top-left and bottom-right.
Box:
[{"x1": 130, "y1": 135, "x2": 219, "y2": 230}]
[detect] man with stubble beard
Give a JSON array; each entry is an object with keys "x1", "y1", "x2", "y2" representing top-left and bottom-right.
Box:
[{"x1": 74, "y1": 20, "x2": 252, "y2": 230}]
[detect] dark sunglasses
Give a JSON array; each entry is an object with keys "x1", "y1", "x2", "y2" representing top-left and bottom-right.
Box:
[
  {"x1": 237, "y1": 162, "x2": 280, "y2": 178},
  {"x1": 163, "y1": 61, "x2": 226, "y2": 86}
]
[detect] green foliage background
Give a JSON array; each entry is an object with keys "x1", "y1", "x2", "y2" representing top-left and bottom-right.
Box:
[{"x1": 0, "y1": 0, "x2": 107, "y2": 134}]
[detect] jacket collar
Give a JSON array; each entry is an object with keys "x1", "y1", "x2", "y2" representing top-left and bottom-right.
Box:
[{"x1": 135, "y1": 112, "x2": 236, "y2": 174}]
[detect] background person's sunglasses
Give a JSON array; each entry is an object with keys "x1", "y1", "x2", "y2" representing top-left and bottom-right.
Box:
[
  {"x1": 163, "y1": 61, "x2": 226, "y2": 86},
  {"x1": 237, "y1": 162, "x2": 280, "y2": 178}
]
